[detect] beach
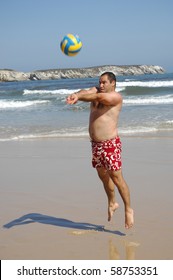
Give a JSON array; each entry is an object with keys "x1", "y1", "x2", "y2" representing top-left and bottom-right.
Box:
[{"x1": 0, "y1": 136, "x2": 172, "y2": 260}]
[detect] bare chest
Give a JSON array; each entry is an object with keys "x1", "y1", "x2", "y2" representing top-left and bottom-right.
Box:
[{"x1": 90, "y1": 101, "x2": 112, "y2": 115}]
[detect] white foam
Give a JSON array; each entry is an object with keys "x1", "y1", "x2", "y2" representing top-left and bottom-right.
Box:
[
  {"x1": 123, "y1": 95, "x2": 173, "y2": 105},
  {"x1": 117, "y1": 86, "x2": 125, "y2": 92},
  {"x1": 23, "y1": 89, "x2": 81, "y2": 95},
  {"x1": 118, "y1": 80, "x2": 173, "y2": 88},
  {"x1": 119, "y1": 127, "x2": 158, "y2": 135},
  {"x1": 23, "y1": 86, "x2": 125, "y2": 96},
  {"x1": 0, "y1": 100, "x2": 49, "y2": 109},
  {"x1": 2, "y1": 131, "x2": 89, "y2": 141}
]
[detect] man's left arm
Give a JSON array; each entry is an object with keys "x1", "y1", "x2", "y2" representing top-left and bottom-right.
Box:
[
  {"x1": 78, "y1": 91, "x2": 122, "y2": 106},
  {"x1": 97, "y1": 92, "x2": 122, "y2": 106},
  {"x1": 66, "y1": 87, "x2": 98, "y2": 104},
  {"x1": 67, "y1": 91, "x2": 122, "y2": 106}
]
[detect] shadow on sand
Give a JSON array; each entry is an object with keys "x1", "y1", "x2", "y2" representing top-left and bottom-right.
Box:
[{"x1": 3, "y1": 213, "x2": 126, "y2": 236}]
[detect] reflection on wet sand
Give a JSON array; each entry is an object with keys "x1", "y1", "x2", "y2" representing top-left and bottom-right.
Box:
[{"x1": 109, "y1": 238, "x2": 140, "y2": 260}]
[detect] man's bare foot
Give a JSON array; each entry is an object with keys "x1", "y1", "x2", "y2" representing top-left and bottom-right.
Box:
[
  {"x1": 108, "y1": 202, "x2": 119, "y2": 221},
  {"x1": 125, "y1": 208, "x2": 134, "y2": 229}
]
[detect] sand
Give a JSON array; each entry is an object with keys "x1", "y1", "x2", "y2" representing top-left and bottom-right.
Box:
[{"x1": 0, "y1": 136, "x2": 172, "y2": 260}]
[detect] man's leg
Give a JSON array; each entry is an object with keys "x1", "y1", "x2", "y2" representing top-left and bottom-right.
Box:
[
  {"x1": 108, "y1": 169, "x2": 134, "y2": 229},
  {"x1": 96, "y1": 167, "x2": 119, "y2": 221}
]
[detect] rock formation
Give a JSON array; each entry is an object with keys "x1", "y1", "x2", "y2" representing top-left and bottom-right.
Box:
[{"x1": 0, "y1": 65, "x2": 165, "y2": 82}]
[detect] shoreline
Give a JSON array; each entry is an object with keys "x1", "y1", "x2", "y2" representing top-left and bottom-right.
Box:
[
  {"x1": 0, "y1": 129, "x2": 173, "y2": 143},
  {"x1": 0, "y1": 136, "x2": 172, "y2": 259}
]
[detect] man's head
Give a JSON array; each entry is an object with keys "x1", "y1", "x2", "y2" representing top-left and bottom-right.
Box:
[{"x1": 99, "y1": 72, "x2": 116, "y2": 92}]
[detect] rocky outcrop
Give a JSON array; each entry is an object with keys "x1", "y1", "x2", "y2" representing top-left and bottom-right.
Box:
[
  {"x1": 0, "y1": 65, "x2": 165, "y2": 82},
  {"x1": 0, "y1": 70, "x2": 30, "y2": 82}
]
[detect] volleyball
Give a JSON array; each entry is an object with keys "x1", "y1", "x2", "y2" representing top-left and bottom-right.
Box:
[{"x1": 60, "y1": 34, "x2": 82, "y2": 56}]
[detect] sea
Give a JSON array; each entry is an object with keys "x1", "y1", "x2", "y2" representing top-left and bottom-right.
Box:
[{"x1": 0, "y1": 72, "x2": 173, "y2": 141}]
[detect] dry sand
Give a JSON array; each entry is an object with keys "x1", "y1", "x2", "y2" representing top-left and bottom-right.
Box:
[{"x1": 0, "y1": 137, "x2": 172, "y2": 259}]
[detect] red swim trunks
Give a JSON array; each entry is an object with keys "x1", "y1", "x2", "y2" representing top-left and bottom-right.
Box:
[{"x1": 91, "y1": 136, "x2": 122, "y2": 171}]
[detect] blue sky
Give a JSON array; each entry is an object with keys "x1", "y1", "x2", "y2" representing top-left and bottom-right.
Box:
[{"x1": 1, "y1": 0, "x2": 172, "y2": 72}]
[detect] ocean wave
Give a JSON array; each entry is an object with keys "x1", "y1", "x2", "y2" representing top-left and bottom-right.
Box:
[
  {"x1": 123, "y1": 95, "x2": 173, "y2": 105},
  {"x1": 119, "y1": 127, "x2": 158, "y2": 135},
  {"x1": 119, "y1": 80, "x2": 173, "y2": 88},
  {"x1": 0, "y1": 128, "x2": 89, "y2": 141},
  {"x1": 166, "y1": 120, "x2": 173, "y2": 124},
  {"x1": 23, "y1": 86, "x2": 125, "y2": 96},
  {"x1": 158, "y1": 120, "x2": 173, "y2": 129},
  {"x1": 22, "y1": 80, "x2": 173, "y2": 98},
  {"x1": 23, "y1": 89, "x2": 79, "y2": 95},
  {"x1": 0, "y1": 100, "x2": 49, "y2": 109}
]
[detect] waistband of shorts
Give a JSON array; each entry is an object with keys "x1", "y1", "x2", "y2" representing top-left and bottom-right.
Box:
[{"x1": 91, "y1": 136, "x2": 120, "y2": 145}]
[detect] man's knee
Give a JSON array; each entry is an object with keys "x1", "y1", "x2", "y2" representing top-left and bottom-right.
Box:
[
  {"x1": 96, "y1": 167, "x2": 108, "y2": 181},
  {"x1": 108, "y1": 169, "x2": 123, "y2": 185}
]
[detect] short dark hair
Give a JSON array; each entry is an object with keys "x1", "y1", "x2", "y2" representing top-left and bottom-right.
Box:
[{"x1": 100, "y1": 72, "x2": 116, "y2": 84}]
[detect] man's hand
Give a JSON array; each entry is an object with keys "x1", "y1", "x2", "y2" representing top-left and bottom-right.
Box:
[
  {"x1": 66, "y1": 87, "x2": 99, "y2": 104},
  {"x1": 66, "y1": 93, "x2": 78, "y2": 104}
]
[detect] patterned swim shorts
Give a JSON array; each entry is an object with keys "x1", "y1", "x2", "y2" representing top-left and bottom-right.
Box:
[{"x1": 91, "y1": 136, "x2": 122, "y2": 171}]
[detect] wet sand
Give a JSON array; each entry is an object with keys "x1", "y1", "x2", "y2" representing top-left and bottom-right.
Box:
[{"x1": 0, "y1": 137, "x2": 172, "y2": 259}]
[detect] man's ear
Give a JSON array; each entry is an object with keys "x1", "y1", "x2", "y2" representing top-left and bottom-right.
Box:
[{"x1": 112, "y1": 80, "x2": 116, "y2": 87}]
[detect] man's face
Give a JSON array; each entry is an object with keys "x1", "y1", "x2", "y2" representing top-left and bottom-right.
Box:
[{"x1": 99, "y1": 75, "x2": 115, "y2": 93}]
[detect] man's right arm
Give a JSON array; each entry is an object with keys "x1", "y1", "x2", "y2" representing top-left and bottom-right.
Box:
[{"x1": 66, "y1": 87, "x2": 98, "y2": 104}]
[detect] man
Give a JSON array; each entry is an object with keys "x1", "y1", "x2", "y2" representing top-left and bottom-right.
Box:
[{"x1": 66, "y1": 72, "x2": 134, "y2": 229}]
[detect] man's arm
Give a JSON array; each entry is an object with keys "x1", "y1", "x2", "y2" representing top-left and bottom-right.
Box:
[
  {"x1": 96, "y1": 92, "x2": 122, "y2": 106},
  {"x1": 66, "y1": 87, "x2": 98, "y2": 104},
  {"x1": 66, "y1": 88, "x2": 122, "y2": 106}
]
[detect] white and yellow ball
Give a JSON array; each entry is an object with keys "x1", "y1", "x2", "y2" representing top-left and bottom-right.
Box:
[{"x1": 60, "y1": 34, "x2": 82, "y2": 56}]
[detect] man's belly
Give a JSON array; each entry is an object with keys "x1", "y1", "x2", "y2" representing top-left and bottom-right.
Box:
[{"x1": 89, "y1": 122, "x2": 118, "y2": 141}]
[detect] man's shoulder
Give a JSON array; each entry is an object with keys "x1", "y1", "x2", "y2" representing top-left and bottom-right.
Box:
[
  {"x1": 87, "y1": 86, "x2": 98, "y2": 93},
  {"x1": 114, "y1": 91, "x2": 123, "y2": 101},
  {"x1": 109, "y1": 91, "x2": 122, "y2": 102}
]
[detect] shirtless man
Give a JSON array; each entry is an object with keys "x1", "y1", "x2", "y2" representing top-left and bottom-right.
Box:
[{"x1": 66, "y1": 72, "x2": 134, "y2": 229}]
